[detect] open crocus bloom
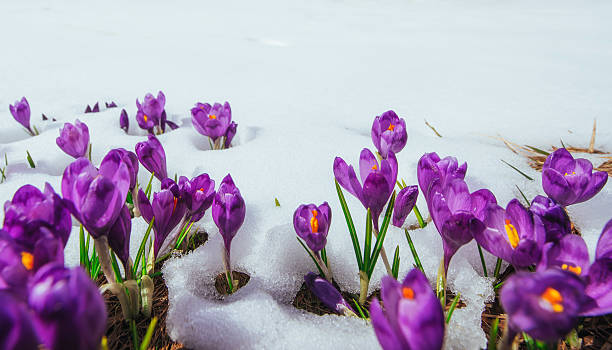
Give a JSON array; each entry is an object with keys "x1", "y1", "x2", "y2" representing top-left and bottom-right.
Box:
[
  {"x1": 417, "y1": 152, "x2": 467, "y2": 202},
  {"x1": 191, "y1": 102, "x2": 233, "y2": 142},
  {"x1": 371, "y1": 110, "x2": 407, "y2": 159},
  {"x1": 293, "y1": 202, "x2": 331, "y2": 253},
  {"x1": 178, "y1": 173, "x2": 216, "y2": 222},
  {"x1": 370, "y1": 269, "x2": 445, "y2": 350},
  {"x1": 542, "y1": 148, "x2": 607, "y2": 206},
  {"x1": 136, "y1": 91, "x2": 166, "y2": 131},
  {"x1": 474, "y1": 199, "x2": 545, "y2": 268},
  {"x1": 333, "y1": 148, "x2": 397, "y2": 229}
]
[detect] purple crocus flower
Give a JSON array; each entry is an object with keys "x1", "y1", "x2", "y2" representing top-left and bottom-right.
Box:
[
  {"x1": 293, "y1": 202, "x2": 332, "y2": 253},
  {"x1": 474, "y1": 199, "x2": 545, "y2": 268},
  {"x1": 56, "y1": 120, "x2": 90, "y2": 159},
  {"x1": 370, "y1": 269, "x2": 445, "y2": 350},
  {"x1": 191, "y1": 101, "x2": 233, "y2": 142},
  {"x1": 304, "y1": 272, "x2": 354, "y2": 316},
  {"x1": 224, "y1": 121, "x2": 237, "y2": 148},
  {"x1": 136, "y1": 91, "x2": 165, "y2": 132},
  {"x1": 91, "y1": 102, "x2": 100, "y2": 113},
  {"x1": 417, "y1": 152, "x2": 467, "y2": 201},
  {"x1": 500, "y1": 268, "x2": 585, "y2": 342},
  {"x1": 371, "y1": 110, "x2": 407, "y2": 159},
  {"x1": 120, "y1": 109, "x2": 129, "y2": 133},
  {"x1": 9, "y1": 97, "x2": 33, "y2": 134},
  {"x1": 84, "y1": 105, "x2": 92, "y2": 114},
  {"x1": 138, "y1": 187, "x2": 186, "y2": 257},
  {"x1": 392, "y1": 185, "x2": 418, "y2": 228},
  {"x1": 28, "y1": 264, "x2": 107, "y2": 350},
  {"x1": 135, "y1": 134, "x2": 168, "y2": 181},
  {"x1": 108, "y1": 148, "x2": 139, "y2": 191},
  {"x1": 333, "y1": 148, "x2": 397, "y2": 229},
  {"x1": 427, "y1": 178, "x2": 486, "y2": 272},
  {"x1": 107, "y1": 204, "x2": 131, "y2": 269},
  {"x1": 596, "y1": 218, "x2": 612, "y2": 259},
  {"x1": 61, "y1": 154, "x2": 130, "y2": 239},
  {"x1": 106, "y1": 101, "x2": 117, "y2": 108},
  {"x1": 178, "y1": 174, "x2": 215, "y2": 222},
  {"x1": 0, "y1": 231, "x2": 30, "y2": 294},
  {"x1": 166, "y1": 120, "x2": 179, "y2": 130},
  {"x1": 529, "y1": 195, "x2": 571, "y2": 242},
  {"x1": 542, "y1": 148, "x2": 608, "y2": 206},
  {"x1": 538, "y1": 235, "x2": 589, "y2": 276},
  {"x1": 3, "y1": 183, "x2": 71, "y2": 249},
  {"x1": 0, "y1": 290, "x2": 40, "y2": 350},
  {"x1": 212, "y1": 174, "x2": 246, "y2": 273}
]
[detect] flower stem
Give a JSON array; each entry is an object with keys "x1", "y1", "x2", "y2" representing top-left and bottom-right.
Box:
[
  {"x1": 222, "y1": 247, "x2": 234, "y2": 293},
  {"x1": 494, "y1": 258, "x2": 503, "y2": 278},
  {"x1": 477, "y1": 244, "x2": 488, "y2": 277},
  {"x1": 314, "y1": 252, "x2": 333, "y2": 282},
  {"x1": 94, "y1": 236, "x2": 117, "y2": 285},
  {"x1": 404, "y1": 229, "x2": 424, "y2": 275},
  {"x1": 436, "y1": 257, "x2": 446, "y2": 307},
  {"x1": 359, "y1": 270, "x2": 369, "y2": 305},
  {"x1": 373, "y1": 227, "x2": 393, "y2": 276}
]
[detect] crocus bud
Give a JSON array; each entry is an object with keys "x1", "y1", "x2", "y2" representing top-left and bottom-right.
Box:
[
  {"x1": 542, "y1": 148, "x2": 608, "y2": 206},
  {"x1": 106, "y1": 101, "x2": 117, "y2": 108},
  {"x1": 529, "y1": 195, "x2": 571, "y2": 242},
  {"x1": 304, "y1": 272, "x2": 354, "y2": 316},
  {"x1": 417, "y1": 152, "x2": 467, "y2": 202},
  {"x1": 120, "y1": 109, "x2": 129, "y2": 133},
  {"x1": 108, "y1": 148, "x2": 139, "y2": 191},
  {"x1": 107, "y1": 204, "x2": 131, "y2": 268},
  {"x1": 91, "y1": 102, "x2": 100, "y2": 113},
  {"x1": 371, "y1": 110, "x2": 407, "y2": 159},
  {"x1": 0, "y1": 290, "x2": 40, "y2": 350},
  {"x1": 224, "y1": 122, "x2": 237, "y2": 148},
  {"x1": 212, "y1": 174, "x2": 246, "y2": 254},
  {"x1": 179, "y1": 174, "x2": 215, "y2": 222},
  {"x1": 9, "y1": 97, "x2": 33, "y2": 134},
  {"x1": 138, "y1": 187, "x2": 186, "y2": 257},
  {"x1": 191, "y1": 101, "x2": 232, "y2": 142},
  {"x1": 392, "y1": 185, "x2": 418, "y2": 227},
  {"x1": 28, "y1": 264, "x2": 107, "y2": 350},
  {"x1": 56, "y1": 119, "x2": 90, "y2": 159},
  {"x1": 293, "y1": 202, "x2": 331, "y2": 253},
  {"x1": 135, "y1": 135, "x2": 168, "y2": 181},
  {"x1": 84, "y1": 105, "x2": 92, "y2": 113},
  {"x1": 370, "y1": 269, "x2": 445, "y2": 350}
]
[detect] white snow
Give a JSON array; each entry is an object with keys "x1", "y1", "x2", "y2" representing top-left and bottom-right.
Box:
[{"x1": 2, "y1": 0, "x2": 612, "y2": 349}]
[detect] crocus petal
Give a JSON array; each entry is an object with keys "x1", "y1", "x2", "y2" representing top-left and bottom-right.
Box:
[
  {"x1": 581, "y1": 258, "x2": 612, "y2": 316},
  {"x1": 596, "y1": 218, "x2": 612, "y2": 259},
  {"x1": 392, "y1": 185, "x2": 418, "y2": 228}
]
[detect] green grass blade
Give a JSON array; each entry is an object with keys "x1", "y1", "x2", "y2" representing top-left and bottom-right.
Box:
[
  {"x1": 26, "y1": 151, "x2": 35, "y2": 168},
  {"x1": 133, "y1": 218, "x2": 155, "y2": 277},
  {"x1": 363, "y1": 209, "x2": 373, "y2": 272},
  {"x1": 515, "y1": 185, "x2": 530, "y2": 207},
  {"x1": 175, "y1": 221, "x2": 194, "y2": 250},
  {"x1": 367, "y1": 191, "x2": 396, "y2": 278},
  {"x1": 391, "y1": 246, "x2": 400, "y2": 280},
  {"x1": 525, "y1": 145, "x2": 550, "y2": 156},
  {"x1": 145, "y1": 172, "x2": 155, "y2": 199},
  {"x1": 488, "y1": 317, "x2": 499, "y2": 350},
  {"x1": 139, "y1": 317, "x2": 158, "y2": 350},
  {"x1": 79, "y1": 225, "x2": 86, "y2": 268},
  {"x1": 110, "y1": 251, "x2": 124, "y2": 283},
  {"x1": 404, "y1": 229, "x2": 424, "y2": 274},
  {"x1": 320, "y1": 247, "x2": 328, "y2": 267},
  {"x1": 413, "y1": 204, "x2": 427, "y2": 228},
  {"x1": 335, "y1": 179, "x2": 363, "y2": 270},
  {"x1": 352, "y1": 298, "x2": 367, "y2": 319},
  {"x1": 477, "y1": 244, "x2": 488, "y2": 277},
  {"x1": 500, "y1": 159, "x2": 534, "y2": 181},
  {"x1": 446, "y1": 292, "x2": 461, "y2": 323},
  {"x1": 494, "y1": 257, "x2": 503, "y2": 278},
  {"x1": 274, "y1": 197, "x2": 281, "y2": 207}
]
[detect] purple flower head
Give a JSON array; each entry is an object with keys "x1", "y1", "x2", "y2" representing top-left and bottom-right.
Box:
[
  {"x1": 135, "y1": 134, "x2": 168, "y2": 181},
  {"x1": 542, "y1": 148, "x2": 607, "y2": 206},
  {"x1": 106, "y1": 101, "x2": 117, "y2": 108},
  {"x1": 529, "y1": 195, "x2": 571, "y2": 242},
  {"x1": 135, "y1": 91, "x2": 165, "y2": 132},
  {"x1": 212, "y1": 174, "x2": 246, "y2": 253},
  {"x1": 501, "y1": 269, "x2": 585, "y2": 342},
  {"x1": 475, "y1": 199, "x2": 545, "y2": 269},
  {"x1": 371, "y1": 110, "x2": 408, "y2": 159},
  {"x1": 0, "y1": 290, "x2": 40, "y2": 350},
  {"x1": 108, "y1": 148, "x2": 139, "y2": 191},
  {"x1": 107, "y1": 204, "x2": 131, "y2": 268},
  {"x1": 138, "y1": 187, "x2": 186, "y2": 257},
  {"x1": 9, "y1": 97, "x2": 32, "y2": 132},
  {"x1": 191, "y1": 101, "x2": 232, "y2": 141},
  {"x1": 84, "y1": 105, "x2": 92, "y2": 114},
  {"x1": 596, "y1": 218, "x2": 612, "y2": 260},
  {"x1": 538, "y1": 235, "x2": 589, "y2": 276},
  {"x1": 333, "y1": 148, "x2": 397, "y2": 229},
  {"x1": 178, "y1": 174, "x2": 215, "y2": 222},
  {"x1": 293, "y1": 202, "x2": 332, "y2": 253},
  {"x1": 581, "y1": 257, "x2": 612, "y2": 316},
  {"x1": 417, "y1": 152, "x2": 467, "y2": 202},
  {"x1": 224, "y1": 121, "x2": 238, "y2": 148},
  {"x1": 91, "y1": 102, "x2": 100, "y2": 113},
  {"x1": 392, "y1": 185, "x2": 418, "y2": 228},
  {"x1": 56, "y1": 119, "x2": 90, "y2": 159},
  {"x1": 0, "y1": 231, "x2": 30, "y2": 294},
  {"x1": 28, "y1": 264, "x2": 106, "y2": 350},
  {"x1": 120, "y1": 109, "x2": 129, "y2": 133},
  {"x1": 135, "y1": 107, "x2": 157, "y2": 132},
  {"x1": 304, "y1": 272, "x2": 354, "y2": 316},
  {"x1": 370, "y1": 269, "x2": 445, "y2": 350},
  {"x1": 3, "y1": 183, "x2": 71, "y2": 249},
  {"x1": 61, "y1": 154, "x2": 130, "y2": 239},
  {"x1": 428, "y1": 178, "x2": 486, "y2": 272}
]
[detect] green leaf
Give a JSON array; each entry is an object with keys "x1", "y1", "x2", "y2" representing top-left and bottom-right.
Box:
[
  {"x1": 296, "y1": 237, "x2": 325, "y2": 277},
  {"x1": 145, "y1": 172, "x2": 155, "y2": 199},
  {"x1": 175, "y1": 221, "x2": 194, "y2": 250},
  {"x1": 413, "y1": 204, "x2": 427, "y2": 228},
  {"x1": 488, "y1": 317, "x2": 499, "y2": 350},
  {"x1": 320, "y1": 247, "x2": 328, "y2": 268},
  {"x1": 139, "y1": 317, "x2": 158, "y2": 350},
  {"x1": 335, "y1": 179, "x2": 363, "y2": 270},
  {"x1": 79, "y1": 225, "x2": 87, "y2": 268},
  {"x1": 494, "y1": 257, "x2": 503, "y2": 278},
  {"x1": 363, "y1": 209, "x2": 373, "y2": 272},
  {"x1": 404, "y1": 229, "x2": 424, "y2": 274},
  {"x1": 391, "y1": 246, "x2": 400, "y2": 280},
  {"x1": 274, "y1": 197, "x2": 281, "y2": 207},
  {"x1": 352, "y1": 298, "x2": 367, "y2": 319},
  {"x1": 525, "y1": 145, "x2": 550, "y2": 156},
  {"x1": 130, "y1": 320, "x2": 140, "y2": 349},
  {"x1": 110, "y1": 251, "x2": 124, "y2": 283},
  {"x1": 26, "y1": 151, "x2": 35, "y2": 168},
  {"x1": 133, "y1": 218, "x2": 155, "y2": 278},
  {"x1": 367, "y1": 191, "x2": 396, "y2": 278},
  {"x1": 126, "y1": 191, "x2": 133, "y2": 205},
  {"x1": 477, "y1": 244, "x2": 488, "y2": 277},
  {"x1": 500, "y1": 159, "x2": 534, "y2": 181},
  {"x1": 515, "y1": 185, "x2": 530, "y2": 207},
  {"x1": 446, "y1": 292, "x2": 461, "y2": 323}
]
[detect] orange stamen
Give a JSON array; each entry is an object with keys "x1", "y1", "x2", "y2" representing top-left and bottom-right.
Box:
[
  {"x1": 21, "y1": 252, "x2": 34, "y2": 270},
  {"x1": 173, "y1": 197, "x2": 178, "y2": 213},
  {"x1": 371, "y1": 165, "x2": 378, "y2": 171},
  {"x1": 209, "y1": 115, "x2": 217, "y2": 119},
  {"x1": 310, "y1": 210, "x2": 319, "y2": 233},
  {"x1": 388, "y1": 124, "x2": 395, "y2": 131},
  {"x1": 541, "y1": 287, "x2": 564, "y2": 313},
  {"x1": 561, "y1": 264, "x2": 582, "y2": 275},
  {"x1": 504, "y1": 219, "x2": 519, "y2": 249},
  {"x1": 143, "y1": 114, "x2": 148, "y2": 122},
  {"x1": 402, "y1": 287, "x2": 415, "y2": 299}
]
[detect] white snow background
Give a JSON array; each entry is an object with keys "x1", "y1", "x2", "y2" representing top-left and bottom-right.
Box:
[{"x1": 1, "y1": 0, "x2": 612, "y2": 349}]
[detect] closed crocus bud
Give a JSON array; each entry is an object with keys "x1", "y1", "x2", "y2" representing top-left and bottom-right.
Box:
[
  {"x1": 212, "y1": 174, "x2": 246, "y2": 255},
  {"x1": 542, "y1": 148, "x2": 608, "y2": 206},
  {"x1": 61, "y1": 154, "x2": 130, "y2": 239},
  {"x1": 371, "y1": 110, "x2": 407, "y2": 159},
  {"x1": 106, "y1": 101, "x2": 117, "y2": 108},
  {"x1": 304, "y1": 272, "x2": 354, "y2": 316},
  {"x1": 474, "y1": 199, "x2": 545, "y2": 269},
  {"x1": 91, "y1": 102, "x2": 100, "y2": 113},
  {"x1": 120, "y1": 109, "x2": 129, "y2": 133},
  {"x1": 530, "y1": 195, "x2": 571, "y2": 242},
  {"x1": 3, "y1": 183, "x2": 72, "y2": 249},
  {"x1": 370, "y1": 269, "x2": 445, "y2": 350},
  {"x1": 392, "y1": 185, "x2": 418, "y2": 227},
  {"x1": 9, "y1": 97, "x2": 33, "y2": 134},
  {"x1": 224, "y1": 121, "x2": 237, "y2": 148},
  {"x1": 178, "y1": 174, "x2": 215, "y2": 222},
  {"x1": 28, "y1": 264, "x2": 107, "y2": 350},
  {"x1": 191, "y1": 101, "x2": 232, "y2": 141},
  {"x1": 135, "y1": 135, "x2": 168, "y2": 181},
  {"x1": 138, "y1": 187, "x2": 186, "y2": 257},
  {"x1": 109, "y1": 148, "x2": 139, "y2": 191},
  {"x1": 500, "y1": 268, "x2": 585, "y2": 343},
  {"x1": 293, "y1": 202, "x2": 331, "y2": 253},
  {"x1": 56, "y1": 119, "x2": 90, "y2": 158},
  {"x1": 107, "y1": 204, "x2": 131, "y2": 269},
  {"x1": 0, "y1": 290, "x2": 40, "y2": 350},
  {"x1": 333, "y1": 148, "x2": 397, "y2": 229},
  {"x1": 417, "y1": 152, "x2": 467, "y2": 202}
]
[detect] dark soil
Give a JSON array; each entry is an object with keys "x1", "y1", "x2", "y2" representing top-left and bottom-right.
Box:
[{"x1": 214, "y1": 271, "x2": 251, "y2": 295}]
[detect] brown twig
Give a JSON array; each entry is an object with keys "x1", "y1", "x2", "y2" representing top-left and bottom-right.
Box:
[{"x1": 424, "y1": 119, "x2": 442, "y2": 138}]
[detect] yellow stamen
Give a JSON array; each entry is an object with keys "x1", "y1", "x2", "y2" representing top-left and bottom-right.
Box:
[
  {"x1": 541, "y1": 287, "x2": 564, "y2": 313},
  {"x1": 402, "y1": 287, "x2": 415, "y2": 299},
  {"x1": 561, "y1": 264, "x2": 582, "y2": 275},
  {"x1": 143, "y1": 114, "x2": 148, "y2": 122},
  {"x1": 21, "y1": 252, "x2": 34, "y2": 270},
  {"x1": 504, "y1": 219, "x2": 519, "y2": 249},
  {"x1": 209, "y1": 115, "x2": 217, "y2": 120},
  {"x1": 388, "y1": 124, "x2": 395, "y2": 131},
  {"x1": 173, "y1": 197, "x2": 178, "y2": 213},
  {"x1": 310, "y1": 210, "x2": 319, "y2": 233},
  {"x1": 564, "y1": 172, "x2": 576, "y2": 176},
  {"x1": 371, "y1": 165, "x2": 378, "y2": 171}
]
